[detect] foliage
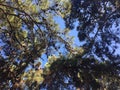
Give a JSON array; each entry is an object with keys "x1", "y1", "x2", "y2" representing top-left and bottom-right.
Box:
[
  {"x1": 65, "y1": 0, "x2": 120, "y2": 61},
  {"x1": 63, "y1": 0, "x2": 120, "y2": 89},
  {"x1": 41, "y1": 54, "x2": 120, "y2": 90},
  {"x1": 41, "y1": 0, "x2": 120, "y2": 89},
  {"x1": 0, "y1": 0, "x2": 72, "y2": 89},
  {"x1": 0, "y1": 0, "x2": 120, "y2": 90}
]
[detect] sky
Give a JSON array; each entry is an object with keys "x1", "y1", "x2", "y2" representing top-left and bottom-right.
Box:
[
  {"x1": 1, "y1": 13, "x2": 119, "y2": 68},
  {"x1": 40, "y1": 15, "x2": 81, "y2": 68},
  {"x1": 1, "y1": 0, "x2": 120, "y2": 69}
]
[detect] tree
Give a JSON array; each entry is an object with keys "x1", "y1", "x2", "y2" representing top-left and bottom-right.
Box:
[
  {"x1": 41, "y1": 0, "x2": 120, "y2": 89},
  {"x1": 0, "y1": 0, "x2": 72, "y2": 89},
  {"x1": 65, "y1": 0, "x2": 120, "y2": 62},
  {"x1": 0, "y1": 0, "x2": 120, "y2": 90}
]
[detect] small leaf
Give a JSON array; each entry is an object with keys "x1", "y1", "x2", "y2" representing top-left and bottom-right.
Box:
[{"x1": 22, "y1": 30, "x2": 27, "y2": 38}]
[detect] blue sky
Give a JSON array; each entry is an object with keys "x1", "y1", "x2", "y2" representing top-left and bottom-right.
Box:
[
  {"x1": 41, "y1": 14, "x2": 120, "y2": 67},
  {"x1": 40, "y1": 15, "x2": 81, "y2": 68},
  {"x1": 0, "y1": 2, "x2": 120, "y2": 69}
]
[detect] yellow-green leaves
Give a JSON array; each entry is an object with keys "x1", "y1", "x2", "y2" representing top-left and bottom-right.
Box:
[
  {"x1": 15, "y1": 30, "x2": 28, "y2": 47},
  {"x1": 54, "y1": 0, "x2": 71, "y2": 18},
  {"x1": 77, "y1": 72, "x2": 81, "y2": 78},
  {"x1": 73, "y1": 47, "x2": 85, "y2": 55},
  {"x1": 39, "y1": 0, "x2": 50, "y2": 10},
  {"x1": 15, "y1": 30, "x2": 28, "y2": 41},
  {"x1": 10, "y1": 65, "x2": 16, "y2": 72},
  {"x1": 48, "y1": 55, "x2": 58, "y2": 61},
  {"x1": 64, "y1": 28, "x2": 70, "y2": 35},
  {"x1": 23, "y1": 69, "x2": 43, "y2": 84},
  {"x1": 9, "y1": 16, "x2": 15, "y2": 22},
  {"x1": 29, "y1": 4, "x2": 38, "y2": 13},
  {"x1": 34, "y1": 37, "x2": 38, "y2": 43},
  {"x1": 22, "y1": 30, "x2": 27, "y2": 38},
  {"x1": 61, "y1": 0, "x2": 71, "y2": 17},
  {"x1": 7, "y1": 15, "x2": 22, "y2": 28}
]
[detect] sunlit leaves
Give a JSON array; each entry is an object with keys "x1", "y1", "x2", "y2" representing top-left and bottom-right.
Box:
[
  {"x1": 1, "y1": 0, "x2": 120, "y2": 89},
  {"x1": 27, "y1": 2, "x2": 38, "y2": 14},
  {"x1": 54, "y1": 0, "x2": 71, "y2": 18},
  {"x1": 39, "y1": 0, "x2": 50, "y2": 10},
  {"x1": 0, "y1": 0, "x2": 71, "y2": 89},
  {"x1": 73, "y1": 47, "x2": 85, "y2": 55},
  {"x1": 23, "y1": 69, "x2": 43, "y2": 84}
]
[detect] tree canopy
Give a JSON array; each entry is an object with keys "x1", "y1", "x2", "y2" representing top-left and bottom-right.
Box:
[{"x1": 0, "y1": 0, "x2": 120, "y2": 90}]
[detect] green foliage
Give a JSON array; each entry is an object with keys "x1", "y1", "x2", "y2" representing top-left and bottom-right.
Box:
[
  {"x1": 0, "y1": 0, "x2": 120, "y2": 90},
  {"x1": 0, "y1": 0, "x2": 72, "y2": 89},
  {"x1": 39, "y1": 0, "x2": 50, "y2": 10},
  {"x1": 41, "y1": 55, "x2": 120, "y2": 90}
]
